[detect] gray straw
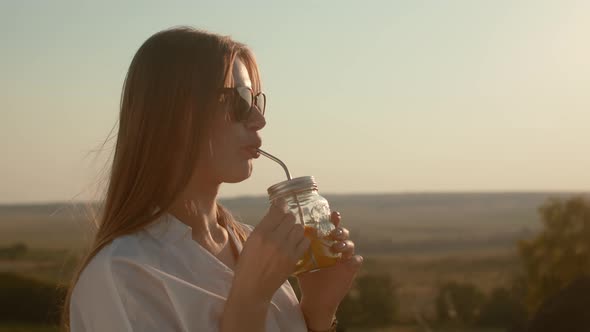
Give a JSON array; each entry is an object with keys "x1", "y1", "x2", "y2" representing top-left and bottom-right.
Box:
[{"x1": 258, "y1": 148, "x2": 292, "y2": 180}]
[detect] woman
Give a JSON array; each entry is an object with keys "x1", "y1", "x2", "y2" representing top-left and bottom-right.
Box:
[{"x1": 63, "y1": 26, "x2": 363, "y2": 332}]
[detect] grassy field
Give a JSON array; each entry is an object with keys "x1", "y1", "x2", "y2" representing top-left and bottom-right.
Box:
[
  {"x1": 0, "y1": 207, "x2": 91, "y2": 250},
  {"x1": 347, "y1": 328, "x2": 504, "y2": 332},
  {"x1": 1, "y1": 192, "x2": 563, "y2": 250},
  {"x1": 362, "y1": 251, "x2": 521, "y2": 319},
  {"x1": 0, "y1": 324, "x2": 503, "y2": 332},
  {"x1": 0, "y1": 247, "x2": 521, "y2": 323},
  {"x1": 0, "y1": 193, "x2": 552, "y2": 330},
  {"x1": 0, "y1": 324, "x2": 59, "y2": 332}
]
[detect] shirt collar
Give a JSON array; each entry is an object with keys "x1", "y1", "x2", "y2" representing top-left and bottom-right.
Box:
[{"x1": 144, "y1": 211, "x2": 193, "y2": 244}]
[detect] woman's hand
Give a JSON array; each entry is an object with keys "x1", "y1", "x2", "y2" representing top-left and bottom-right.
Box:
[
  {"x1": 231, "y1": 199, "x2": 311, "y2": 302},
  {"x1": 296, "y1": 211, "x2": 363, "y2": 330},
  {"x1": 223, "y1": 200, "x2": 310, "y2": 332}
]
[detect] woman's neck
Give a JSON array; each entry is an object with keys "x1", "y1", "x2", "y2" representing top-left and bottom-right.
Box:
[{"x1": 168, "y1": 177, "x2": 223, "y2": 239}]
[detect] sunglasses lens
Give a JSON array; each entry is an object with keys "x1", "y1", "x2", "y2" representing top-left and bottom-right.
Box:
[
  {"x1": 235, "y1": 87, "x2": 253, "y2": 120},
  {"x1": 255, "y1": 93, "x2": 266, "y2": 116}
]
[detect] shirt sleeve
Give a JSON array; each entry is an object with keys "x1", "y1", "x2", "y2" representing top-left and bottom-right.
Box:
[
  {"x1": 70, "y1": 247, "x2": 227, "y2": 332},
  {"x1": 70, "y1": 249, "x2": 136, "y2": 332}
]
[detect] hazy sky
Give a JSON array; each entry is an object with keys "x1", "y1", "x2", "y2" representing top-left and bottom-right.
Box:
[{"x1": 1, "y1": 0, "x2": 589, "y2": 203}]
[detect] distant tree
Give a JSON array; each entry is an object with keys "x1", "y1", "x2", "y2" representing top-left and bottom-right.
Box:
[
  {"x1": 525, "y1": 276, "x2": 590, "y2": 332},
  {"x1": 436, "y1": 281, "x2": 485, "y2": 325},
  {"x1": 518, "y1": 195, "x2": 590, "y2": 313}
]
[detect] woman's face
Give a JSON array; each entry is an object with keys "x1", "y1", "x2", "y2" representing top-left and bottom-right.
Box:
[{"x1": 195, "y1": 58, "x2": 266, "y2": 185}]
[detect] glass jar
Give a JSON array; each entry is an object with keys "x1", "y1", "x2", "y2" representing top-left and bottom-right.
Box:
[{"x1": 267, "y1": 176, "x2": 341, "y2": 275}]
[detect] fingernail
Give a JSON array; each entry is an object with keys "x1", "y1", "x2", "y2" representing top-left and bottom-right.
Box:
[
  {"x1": 334, "y1": 228, "x2": 344, "y2": 237},
  {"x1": 334, "y1": 241, "x2": 347, "y2": 251}
]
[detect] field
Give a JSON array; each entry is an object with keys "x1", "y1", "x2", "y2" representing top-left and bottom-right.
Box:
[
  {"x1": 1, "y1": 192, "x2": 562, "y2": 252},
  {"x1": 0, "y1": 192, "x2": 578, "y2": 331},
  {"x1": 0, "y1": 324, "x2": 503, "y2": 332},
  {"x1": 0, "y1": 324, "x2": 58, "y2": 332}
]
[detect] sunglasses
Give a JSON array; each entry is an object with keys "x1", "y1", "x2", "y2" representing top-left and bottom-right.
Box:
[{"x1": 218, "y1": 87, "x2": 266, "y2": 122}]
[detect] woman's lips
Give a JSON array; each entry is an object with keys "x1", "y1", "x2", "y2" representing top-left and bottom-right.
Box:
[{"x1": 242, "y1": 146, "x2": 261, "y2": 159}]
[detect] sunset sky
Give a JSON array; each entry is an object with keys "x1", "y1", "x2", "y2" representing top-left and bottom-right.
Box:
[{"x1": 1, "y1": 0, "x2": 589, "y2": 203}]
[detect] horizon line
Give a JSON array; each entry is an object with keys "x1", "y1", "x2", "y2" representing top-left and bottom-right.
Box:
[{"x1": 1, "y1": 189, "x2": 588, "y2": 207}]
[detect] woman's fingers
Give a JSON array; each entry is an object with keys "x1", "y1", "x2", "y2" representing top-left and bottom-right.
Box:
[
  {"x1": 257, "y1": 198, "x2": 288, "y2": 232},
  {"x1": 320, "y1": 210, "x2": 353, "y2": 258},
  {"x1": 329, "y1": 227, "x2": 349, "y2": 241},
  {"x1": 332, "y1": 240, "x2": 355, "y2": 259},
  {"x1": 285, "y1": 222, "x2": 304, "y2": 245},
  {"x1": 294, "y1": 233, "x2": 311, "y2": 261},
  {"x1": 330, "y1": 211, "x2": 341, "y2": 227},
  {"x1": 343, "y1": 255, "x2": 364, "y2": 272},
  {"x1": 274, "y1": 212, "x2": 297, "y2": 240}
]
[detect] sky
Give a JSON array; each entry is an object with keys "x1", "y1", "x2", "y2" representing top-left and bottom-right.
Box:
[{"x1": 1, "y1": 0, "x2": 589, "y2": 204}]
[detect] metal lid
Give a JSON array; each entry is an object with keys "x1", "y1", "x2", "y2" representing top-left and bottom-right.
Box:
[{"x1": 267, "y1": 176, "x2": 318, "y2": 201}]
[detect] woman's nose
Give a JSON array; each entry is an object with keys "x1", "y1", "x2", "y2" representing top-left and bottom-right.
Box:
[{"x1": 246, "y1": 106, "x2": 266, "y2": 131}]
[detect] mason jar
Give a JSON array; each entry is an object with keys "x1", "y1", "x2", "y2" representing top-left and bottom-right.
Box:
[{"x1": 267, "y1": 176, "x2": 341, "y2": 275}]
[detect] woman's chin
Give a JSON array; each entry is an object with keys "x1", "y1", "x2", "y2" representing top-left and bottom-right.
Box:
[{"x1": 223, "y1": 162, "x2": 253, "y2": 183}]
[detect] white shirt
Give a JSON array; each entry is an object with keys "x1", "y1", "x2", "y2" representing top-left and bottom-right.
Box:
[{"x1": 70, "y1": 212, "x2": 308, "y2": 331}]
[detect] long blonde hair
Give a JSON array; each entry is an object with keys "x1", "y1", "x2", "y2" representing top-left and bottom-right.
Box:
[{"x1": 61, "y1": 26, "x2": 261, "y2": 331}]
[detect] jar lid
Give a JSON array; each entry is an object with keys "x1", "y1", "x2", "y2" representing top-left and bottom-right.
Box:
[{"x1": 267, "y1": 176, "x2": 318, "y2": 201}]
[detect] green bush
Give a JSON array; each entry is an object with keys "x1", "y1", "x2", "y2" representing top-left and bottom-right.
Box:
[
  {"x1": 518, "y1": 195, "x2": 590, "y2": 313},
  {"x1": 0, "y1": 272, "x2": 65, "y2": 324}
]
